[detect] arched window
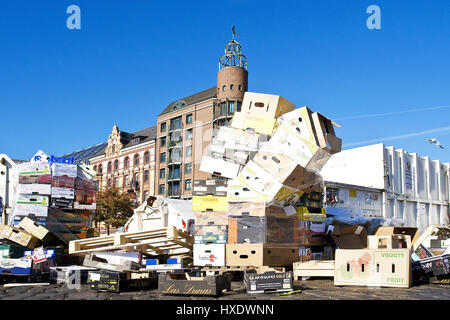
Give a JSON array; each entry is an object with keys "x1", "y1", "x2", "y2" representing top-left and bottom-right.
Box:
[
  {"x1": 93, "y1": 165, "x2": 97, "y2": 172},
  {"x1": 114, "y1": 160, "x2": 119, "y2": 171},
  {"x1": 107, "y1": 161, "x2": 112, "y2": 173},
  {"x1": 144, "y1": 151, "x2": 150, "y2": 163},
  {"x1": 124, "y1": 157, "x2": 129, "y2": 169},
  {"x1": 98, "y1": 164, "x2": 102, "y2": 174},
  {"x1": 134, "y1": 154, "x2": 140, "y2": 166}
]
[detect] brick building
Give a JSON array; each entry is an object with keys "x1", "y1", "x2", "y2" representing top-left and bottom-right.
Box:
[{"x1": 155, "y1": 35, "x2": 248, "y2": 199}]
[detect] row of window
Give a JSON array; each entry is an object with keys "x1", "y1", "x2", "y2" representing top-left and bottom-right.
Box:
[
  {"x1": 95, "y1": 152, "x2": 151, "y2": 174},
  {"x1": 158, "y1": 179, "x2": 191, "y2": 195},
  {"x1": 160, "y1": 128, "x2": 192, "y2": 148},
  {"x1": 159, "y1": 163, "x2": 192, "y2": 179},
  {"x1": 160, "y1": 114, "x2": 193, "y2": 133},
  {"x1": 160, "y1": 146, "x2": 192, "y2": 163},
  {"x1": 105, "y1": 170, "x2": 151, "y2": 187},
  {"x1": 217, "y1": 101, "x2": 242, "y2": 117},
  {"x1": 219, "y1": 84, "x2": 244, "y2": 93}
]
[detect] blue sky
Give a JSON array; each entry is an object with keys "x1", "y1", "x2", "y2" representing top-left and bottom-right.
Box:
[{"x1": 0, "y1": 0, "x2": 449, "y2": 162}]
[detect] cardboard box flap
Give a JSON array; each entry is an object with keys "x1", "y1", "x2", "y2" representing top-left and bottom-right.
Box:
[
  {"x1": 375, "y1": 227, "x2": 419, "y2": 247},
  {"x1": 332, "y1": 225, "x2": 368, "y2": 249}
]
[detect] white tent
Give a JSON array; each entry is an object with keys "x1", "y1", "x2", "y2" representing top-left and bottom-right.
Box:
[{"x1": 124, "y1": 196, "x2": 195, "y2": 234}]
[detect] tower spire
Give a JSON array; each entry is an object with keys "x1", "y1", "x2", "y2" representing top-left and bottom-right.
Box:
[{"x1": 219, "y1": 27, "x2": 247, "y2": 70}]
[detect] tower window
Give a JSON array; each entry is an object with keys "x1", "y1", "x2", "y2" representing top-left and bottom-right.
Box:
[
  {"x1": 222, "y1": 85, "x2": 226, "y2": 92},
  {"x1": 230, "y1": 84, "x2": 234, "y2": 91},
  {"x1": 239, "y1": 85, "x2": 242, "y2": 91}
]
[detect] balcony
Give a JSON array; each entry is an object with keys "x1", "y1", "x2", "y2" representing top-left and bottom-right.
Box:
[
  {"x1": 167, "y1": 157, "x2": 182, "y2": 165},
  {"x1": 169, "y1": 122, "x2": 183, "y2": 132},
  {"x1": 168, "y1": 138, "x2": 183, "y2": 149}
]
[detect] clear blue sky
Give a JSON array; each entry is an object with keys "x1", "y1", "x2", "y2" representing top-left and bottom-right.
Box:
[{"x1": 1, "y1": 0, "x2": 449, "y2": 163}]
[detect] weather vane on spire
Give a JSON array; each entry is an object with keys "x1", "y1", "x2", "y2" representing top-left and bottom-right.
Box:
[{"x1": 232, "y1": 26, "x2": 236, "y2": 40}]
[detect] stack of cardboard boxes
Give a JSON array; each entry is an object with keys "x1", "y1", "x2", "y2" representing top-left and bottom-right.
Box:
[
  {"x1": 193, "y1": 92, "x2": 342, "y2": 271},
  {"x1": 8, "y1": 151, "x2": 98, "y2": 243}
]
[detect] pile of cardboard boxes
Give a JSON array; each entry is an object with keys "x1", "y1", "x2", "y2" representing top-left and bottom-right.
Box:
[
  {"x1": 188, "y1": 91, "x2": 341, "y2": 292},
  {"x1": 0, "y1": 151, "x2": 98, "y2": 283}
]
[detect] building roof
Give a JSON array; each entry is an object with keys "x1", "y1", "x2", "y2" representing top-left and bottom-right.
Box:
[
  {"x1": 88, "y1": 125, "x2": 157, "y2": 160},
  {"x1": 158, "y1": 87, "x2": 217, "y2": 117},
  {"x1": 61, "y1": 142, "x2": 108, "y2": 165}
]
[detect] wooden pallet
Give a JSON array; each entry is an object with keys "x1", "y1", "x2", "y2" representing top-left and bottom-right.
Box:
[
  {"x1": 293, "y1": 260, "x2": 335, "y2": 279},
  {"x1": 69, "y1": 227, "x2": 193, "y2": 256}
]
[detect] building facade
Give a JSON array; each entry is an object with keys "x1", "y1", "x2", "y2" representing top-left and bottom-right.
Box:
[
  {"x1": 89, "y1": 124, "x2": 157, "y2": 206},
  {"x1": 154, "y1": 36, "x2": 249, "y2": 199}
]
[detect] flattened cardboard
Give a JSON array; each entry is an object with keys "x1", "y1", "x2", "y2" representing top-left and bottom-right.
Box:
[
  {"x1": 199, "y1": 156, "x2": 241, "y2": 179},
  {"x1": 192, "y1": 195, "x2": 229, "y2": 212},
  {"x1": 226, "y1": 244, "x2": 299, "y2": 267},
  {"x1": 193, "y1": 244, "x2": 226, "y2": 267},
  {"x1": 334, "y1": 249, "x2": 412, "y2": 288}
]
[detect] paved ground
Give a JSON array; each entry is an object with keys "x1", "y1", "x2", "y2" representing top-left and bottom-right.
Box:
[{"x1": 0, "y1": 279, "x2": 449, "y2": 300}]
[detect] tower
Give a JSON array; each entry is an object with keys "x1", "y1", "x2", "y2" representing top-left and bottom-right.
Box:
[{"x1": 213, "y1": 28, "x2": 249, "y2": 129}]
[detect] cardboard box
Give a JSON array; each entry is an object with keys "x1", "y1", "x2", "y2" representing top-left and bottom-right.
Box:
[
  {"x1": 18, "y1": 163, "x2": 51, "y2": 176},
  {"x1": 227, "y1": 216, "x2": 298, "y2": 244},
  {"x1": 93, "y1": 251, "x2": 141, "y2": 264},
  {"x1": 297, "y1": 207, "x2": 327, "y2": 222},
  {"x1": 252, "y1": 150, "x2": 298, "y2": 183},
  {"x1": 194, "y1": 211, "x2": 229, "y2": 226},
  {"x1": 269, "y1": 127, "x2": 319, "y2": 167},
  {"x1": 226, "y1": 244, "x2": 299, "y2": 267},
  {"x1": 375, "y1": 227, "x2": 419, "y2": 246},
  {"x1": 193, "y1": 225, "x2": 228, "y2": 244},
  {"x1": 158, "y1": 273, "x2": 230, "y2": 297},
  {"x1": 51, "y1": 163, "x2": 77, "y2": 177},
  {"x1": 276, "y1": 106, "x2": 318, "y2": 145},
  {"x1": 0, "y1": 257, "x2": 33, "y2": 275},
  {"x1": 245, "y1": 271, "x2": 293, "y2": 294},
  {"x1": 227, "y1": 202, "x2": 293, "y2": 218},
  {"x1": 16, "y1": 194, "x2": 49, "y2": 206},
  {"x1": 231, "y1": 92, "x2": 296, "y2": 135},
  {"x1": 226, "y1": 179, "x2": 266, "y2": 202},
  {"x1": 214, "y1": 126, "x2": 261, "y2": 151},
  {"x1": 332, "y1": 225, "x2": 368, "y2": 249},
  {"x1": 18, "y1": 174, "x2": 52, "y2": 184},
  {"x1": 210, "y1": 142, "x2": 250, "y2": 165},
  {"x1": 192, "y1": 195, "x2": 228, "y2": 212},
  {"x1": 14, "y1": 204, "x2": 49, "y2": 217},
  {"x1": 193, "y1": 244, "x2": 226, "y2": 267},
  {"x1": 75, "y1": 178, "x2": 98, "y2": 191},
  {"x1": 310, "y1": 111, "x2": 342, "y2": 154},
  {"x1": 90, "y1": 270, "x2": 157, "y2": 293},
  {"x1": 192, "y1": 179, "x2": 228, "y2": 196},
  {"x1": 50, "y1": 198, "x2": 74, "y2": 210},
  {"x1": 368, "y1": 235, "x2": 412, "y2": 250},
  {"x1": 0, "y1": 225, "x2": 42, "y2": 249},
  {"x1": 51, "y1": 187, "x2": 75, "y2": 199},
  {"x1": 18, "y1": 217, "x2": 56, "y2": 245},
  {"x1": 231, "y1": 111, "x2": 278, "y2": 136},
  {"x1": 334, "y1": 249, "x2": 412, "y2": 288},
  {"x1": 293, "y1": 260, "x2": 335, "y2": 278},
  {"x1": 51, "y1": 176, "x2": 75, "y2": 189},
  {"x1": 83, "y1": 253, "x2": 143, "y2": 272},
  {"x1": 17, "y1": 183, "x2": 51, "y2": 195},
  {"x1": 297, "y1": 191, "x2": 324, "y2": 209},
  {"x1": 199, "y1": 156, "x2": 241, "y2": 179}
]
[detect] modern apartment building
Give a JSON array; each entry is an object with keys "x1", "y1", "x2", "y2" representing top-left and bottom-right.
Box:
[{"x1": 154, "y1": 35, "x2": 249, "y2": 199}]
